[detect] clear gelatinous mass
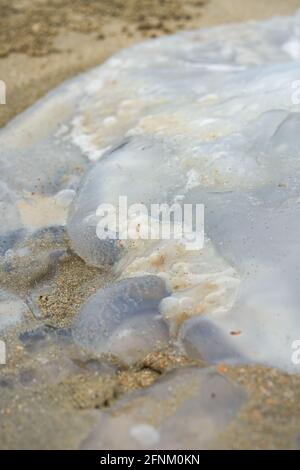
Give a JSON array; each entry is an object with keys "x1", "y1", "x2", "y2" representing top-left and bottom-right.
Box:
[{"x1": 1, "y1": 12, "x2": 300, "y2": 370}]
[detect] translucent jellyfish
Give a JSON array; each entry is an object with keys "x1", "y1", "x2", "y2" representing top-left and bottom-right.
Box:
[
  {"x1": 72, "y1": 275, "x2": 170, "y2": 365},
  {"x1": 2, "y1": 11, "x2": 300, "y2": 372},
  {"x1": 80, "y1": 366, "x2": 247, "y2": 449},
  {"x1": 0, "y1": 289, "x2": 29, "y2": 332},
  {"x1": 0, "y1": 72, "x2": 92, "y2": 283},
  {"x1": 0, "y1": 225, "x2": 67, "y2": 287}
]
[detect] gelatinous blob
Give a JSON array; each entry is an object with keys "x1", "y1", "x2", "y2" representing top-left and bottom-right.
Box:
[
  {"x1": 1, "y1": 12, "x2": 300, "y2": 373},
  {"x1": 117, "y1": 238, "x2": 240, "y2": 336},
  {"x1": 72, "y1": 275, "x2": 170, "y2": 365},
  {"x1": 0, "y1": 226, "x2": 67, "y2": 287},
  {"x1": 81, "y1": 366, "x2": 247, "y2": 449},
  {"x1": 0, "y1": 289, "x2": 29, "y2": 331},
  {"x1": 65, "y1": 11, "x2": 300, "y2": 371},
  {"x1": 67, "y1": 210, "x2": 122, "y2": 267},
  {"x1": 178, "y1": 316, "x2": 244, "y2": 364}
]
